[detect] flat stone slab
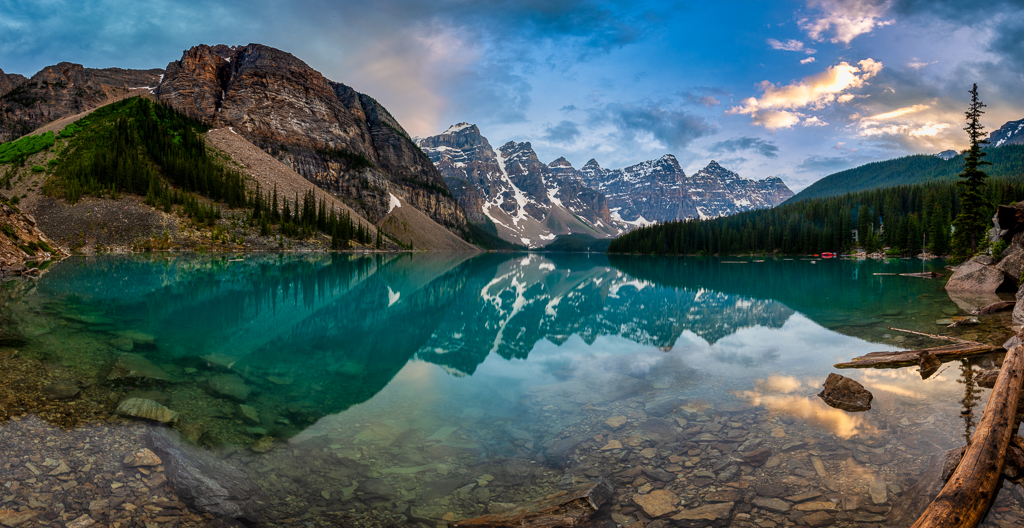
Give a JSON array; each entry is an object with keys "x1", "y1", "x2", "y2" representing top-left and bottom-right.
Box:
[
  {"x1": 671, "y1": 502, "x2": 733, "y2": 523},
  {"x1": 633, "y1": 489, "x2": 679, "y2": 518},
  {"x1": 752, "y1": 496, "x2": 792, "y2": 512},
  {"x1": 107, "y1": 353, "x2": 171, "y2": 383},
  {"x1": 117, "y1": 398, "x2": 177, "y2": 423},
  {"x1": 793, "y1": 501, "x2": 839, "y2": 512}
]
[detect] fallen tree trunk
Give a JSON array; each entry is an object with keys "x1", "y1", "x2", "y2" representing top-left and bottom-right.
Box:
[
  {"x1": 835, "y1": 328, "x2": 997, "y2": 369},
  {"x1": 910, "y1": 343, "x2": 1024, "y2": 528},
  {"x1": 834, "y1": 343, "x2": 998, "y2": 369}
]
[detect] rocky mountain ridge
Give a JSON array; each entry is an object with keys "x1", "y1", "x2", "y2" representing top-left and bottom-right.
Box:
[
  {"x1": 417, "y1": 122, "x2": 794, "y2": 245},
  {"x1": 415, "y1": 124, "x2": 620, "y2": 247},
  {"x1": 580, "y1": 155, "x2": 794, "y2": 224},
  {"x1": 0, "y1": 63, "x2": 162, "y2": 143},
  {"x1": 152, "y1": 44, "x2": 466, "y2": 235},
  {"x1": 990, "y1": 118, "x2": 1024, "y2": 148}
]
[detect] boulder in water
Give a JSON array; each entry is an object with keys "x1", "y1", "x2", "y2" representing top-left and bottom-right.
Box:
[
  {"x1": 117, "y1": 398, "x2": 178, "y2": 423},
  {"x1": 818, "y1": 373, "x2": 872, "y2": 412},
  {"x1": 107, "y1": 353, "x2": 171, "y2": 384},
  {"x1": 42, "y1": 379, "x2": 80, "y2": 400},
  {"x1": 205, "y1": 374, "x2": 252, "y2": 401},
  {"x1": 945, "y1": 256, "x2": 1012, "y2": 293},
  {"x1": 146, "y1": 427, "x2": 266, "y2": 525}
]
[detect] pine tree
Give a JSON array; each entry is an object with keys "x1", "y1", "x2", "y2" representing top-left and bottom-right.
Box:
[{"x1": 951, "y1": 83, "x2": 991, "y2": 262}]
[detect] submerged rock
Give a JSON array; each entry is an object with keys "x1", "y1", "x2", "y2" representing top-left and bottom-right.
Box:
[
  {"x1": 633, "y1": 489, "x2": 679, "y2": 518},
  {"x1": 117, "y1": 398, "x2": 178, "y2": 423},
  {"x1": 109, "y1": 336, "x2": 134, "y2": 351},
  {"x1": 123, "y1": 448, "x2": 162, "y2": 467},
  {"x1": 205, "y1": 374, "x2": 252, "y2": 401},
  {"x1": 818, "y1": 373, "x2": 872, "y2": 412},
  {"x1": 976, "y1": 369, "x2": 999, "y2": 389},
  {"x1": 42, "y1": 379, "x2": 80, "y2": 400},
  {"x1": 107, "y1": 353, "x2": 171, "y2": 384},
  {"x1": 146, "y1": 427, "x2": 266, "y2": 525},
  {"x1": 918, "y1": 352, "x2": 942, "y2": 380}
]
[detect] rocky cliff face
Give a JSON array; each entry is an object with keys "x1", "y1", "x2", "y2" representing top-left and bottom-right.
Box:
[
  {"x1": 0, "y1": 63, "x2": 163, "y2": 142},
  {"x1": 580, "y1": 157, "x2": 794, "y2": 224},
  {"x1": 415, "y1": 124, "x2": 622, "y2": 247},
  {"x1": 1, "y1": 202, "x2": 65, "y2": 275},
  {"x1": 154, "y1": 44, "x2": 466, "y2": 233},
  {"x1": 990, "y1": 118, "x2": 1024, "y2": 148}
]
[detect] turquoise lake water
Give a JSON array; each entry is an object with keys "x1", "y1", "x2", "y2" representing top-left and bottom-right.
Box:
[{"x1": 1, "y1": 253, "x2": 1020, "y2": 526}]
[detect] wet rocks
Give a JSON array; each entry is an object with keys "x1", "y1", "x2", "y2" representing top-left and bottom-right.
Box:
[
  {"x1": 605, "y1": 416, "x2": 627, "y2": 429},
  {"x1": 633, "y1": 489, "x2": 679, "y2": 518},
  {"x1": 41, "y1": 379, "x2": 80, "y2": 399},
  {"x1": 116, "y1": 398, "x2": 177, "y2": 423},
  {"x1": 147, "y1": 427, "x2": 266, "y2": 525},
  {"x1": 817, "y1": 373, "x2": 872, "y2": 412},
  {"x1": 751, "y1": 496, "x2": 792, "y2": 512},
  {"x1": 918, "y1": 351, "x2": 942, "y2": 379},
  {"x1": 109, "y1": 336, "x2": 134, "y2": 351},
  {"x1": 977, "y1": 369, "x2": 999, "y2": 389},
  {"x1": 122, "y1": 448, "x2": 162, "y2": 467},
  {"x1": 205, "y1": 374, "x2": 252, "y2": 401},
  {"x1": 0, "y1": 509, "x2": 39, "y2": 526},
  {"x1": 106, "y1": 353, "x2": 171, "y2": 384},
  {"x1": 743, "y1": 447, "x2": 772, "y2": 467},
  {"x1": 671, "y1": 502, "x2": 733, "y2": 526},
  {"x1": 236, "y1": 404, "x2": 260, "y2": 425}
]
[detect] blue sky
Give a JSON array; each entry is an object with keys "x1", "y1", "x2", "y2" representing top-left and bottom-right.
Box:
[{"x1": 2, "y1": 0, "x2": 1023, "y2": 190}]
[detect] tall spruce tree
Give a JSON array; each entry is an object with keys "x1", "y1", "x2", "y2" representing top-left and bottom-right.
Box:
[{"x1": 951, "y1": 83, "x2": 991, "y2": 262}]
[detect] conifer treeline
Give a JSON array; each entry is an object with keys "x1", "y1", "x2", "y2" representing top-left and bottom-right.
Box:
[
  {"x1": 608, "y1": 180, "x2": 1024, "y2": 256},
  {"x1": 48, "y1": 97, "x2": 381, "y2": 249}
]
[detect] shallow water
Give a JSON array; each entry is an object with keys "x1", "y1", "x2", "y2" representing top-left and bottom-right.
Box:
[{"x1": 1, "y1": 253, "x2": 1021, "y2": 527}]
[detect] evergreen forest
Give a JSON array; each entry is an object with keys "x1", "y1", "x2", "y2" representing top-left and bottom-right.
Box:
[{"x1": 607, "y1": 179, "x2": 1024, "y2": 256}]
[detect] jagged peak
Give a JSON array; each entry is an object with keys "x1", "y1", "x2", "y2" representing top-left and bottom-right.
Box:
[
  {"x1": 583, "y1": 159, "x2": 602, "y2": 169},
  {"x1": 499, "y1": 140, "x2": 533, "y2": 152},
  {"x1": 705, "y1": 160, "x2": 723, "y2": 169},
  {"x1": 548, "y1": 156, "x2": 573, "y2": 168},
  {"x1": 442, "y1": 122, "x2": 476, "y2": 135}
]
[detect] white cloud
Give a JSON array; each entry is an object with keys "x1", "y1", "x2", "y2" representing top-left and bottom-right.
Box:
[
  {"x1": 907, "y1": 59, "x2": 937, "y2": 69},
  {"x1": 767, "y1": 38, "x2": 817, "y2": 54},
  {"x1": 865, "y1": 104, "x2": 930, "y2": 121},
  {"x1": 728, "y1": 59, "x2": 883, "y2": 129},
  {"x1": 799, "y1": 0, "x2": 895, "y2": 45},
  {"x1": 801, "y1": 56, "x2": 817, "y2": 64}
]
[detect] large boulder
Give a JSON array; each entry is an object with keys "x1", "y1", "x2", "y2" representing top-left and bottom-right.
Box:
[
  {"x1": 818, "y1": 373, "x2": 872, "y2": 412},
  {"x1": 996, "y1": 243, "x2": 1024, "y2": 286},
  {"x1": 1014, "y1": 286, "x2": 1024, "y2": 327},
  {"x1": 146, "y1": 427, "x2": 266, "y2": 525},
  {"x1": 945, "y1": 255, "x2": 1012, "y2": 292}
]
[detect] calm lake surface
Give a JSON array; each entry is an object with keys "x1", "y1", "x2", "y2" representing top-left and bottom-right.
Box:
[{"x1": 1, "y1": 253, "x2": 1021, "y2": 527}]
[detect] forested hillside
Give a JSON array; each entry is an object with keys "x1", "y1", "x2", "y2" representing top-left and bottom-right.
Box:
[
  {"x1": 787, "y1": 145, "x2": 1024, "y2": 203},
  {"x1": 608, "y1": 180, "x2": 1024, "y2": 256}
]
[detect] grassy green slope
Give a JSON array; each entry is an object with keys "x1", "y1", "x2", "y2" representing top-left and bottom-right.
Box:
[{"x1": 787, "y1": 145, "x2": 1024, "y2": 204}]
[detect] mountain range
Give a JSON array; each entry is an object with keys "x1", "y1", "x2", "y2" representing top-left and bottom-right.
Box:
[{"x1": 415, "y1": 124, "x2": 794, "y2": 247}]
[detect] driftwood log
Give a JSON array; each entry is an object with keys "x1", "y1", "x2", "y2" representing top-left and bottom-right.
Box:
[
  {"x1": 972, "y1": 301, "x2": 1016, "y2": 315},
  {"x1": 453, "y1": 479, "x2": 614, "y2": 527},
  {"x1": 834, "y1": 328, "x2": 998, "y2": 369},
  {"x1": 910, "y1": 343, "x2": 1024, "y2": 528}
]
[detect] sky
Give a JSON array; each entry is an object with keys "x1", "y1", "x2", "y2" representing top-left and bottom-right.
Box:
[{"x1": 2, "y1": 0, "x2": 1024, "y2": 190}]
